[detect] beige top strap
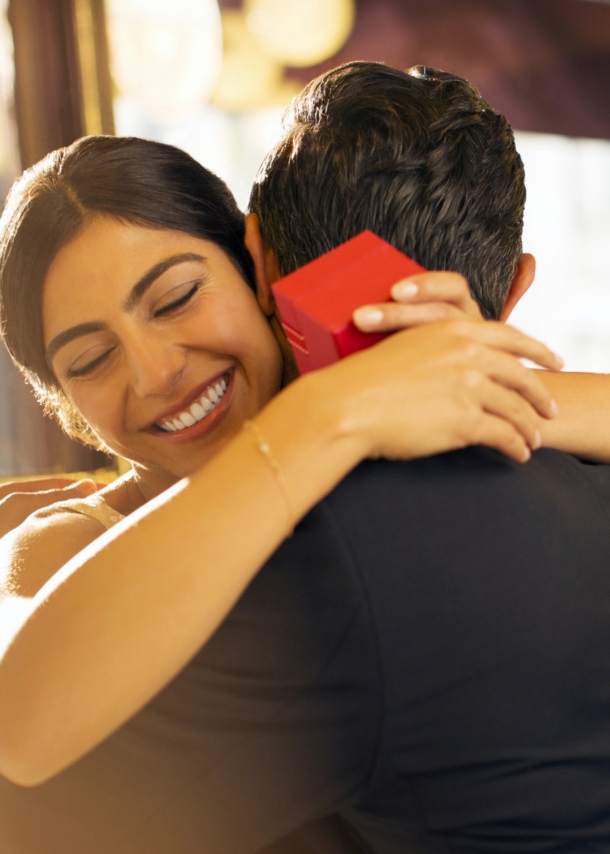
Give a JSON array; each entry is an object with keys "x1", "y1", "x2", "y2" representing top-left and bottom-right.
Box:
[{"x1": 50, "y1": 494, "x2": 125, "y2": 530}]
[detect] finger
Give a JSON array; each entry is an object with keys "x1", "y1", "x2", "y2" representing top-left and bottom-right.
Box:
[
  {"x1": 467, "y1": 348, "x2": 557, "y2": 420},
  {"x1": 59, "y1": 479, "x2": 99, "y2": 497},
  {"x1": 0, "y1": 481, "x2": 97, "y2": 537},
  {"x1": 454, "y1": 320, "x2": 564, "y2": 373},
  {"x1": 19, "y1": 479, "x2": 98, "y2": 500},
  {"x1": 0, "y1": 479, "x2": 97, "y2": 507},
  {"x1": 469, "y1": 412, "x2": 532, "y2": 463},
  {"x1": 353, "y1": 301, "x2": 466, "y2": 332},
  {"x1": 474, "y1": 378, "x2": 542, "y2": 450},
  {"x1": 391, "y1": 271, "x2": 483, "y2": 319},
  {"x1": 0, "y1": 477, "x2": 81, "y2": 500}
]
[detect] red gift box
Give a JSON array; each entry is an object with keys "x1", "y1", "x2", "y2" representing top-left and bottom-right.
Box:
[{"x1": 271, "y1": 230, "x2": 425, "y2": 373}]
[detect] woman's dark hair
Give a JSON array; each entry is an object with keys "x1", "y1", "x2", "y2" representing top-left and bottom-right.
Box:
[{"x1": 0, "y1": 135, "x2": 254, "y2": 447}]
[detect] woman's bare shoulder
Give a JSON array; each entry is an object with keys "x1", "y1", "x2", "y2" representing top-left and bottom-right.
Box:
[{"x1": 0, "y1": 505, "x2": 106, "y2": 599}]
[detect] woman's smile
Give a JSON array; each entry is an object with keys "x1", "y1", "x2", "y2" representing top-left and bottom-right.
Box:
[
  {"x1": 42, "y1": 217, "x2": 284, "y2": 494},
  {"x1": 151, "y1": 368, "x2": 233, "y2": 440}
]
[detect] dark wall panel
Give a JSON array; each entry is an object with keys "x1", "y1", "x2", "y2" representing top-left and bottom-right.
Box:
[{"x1": 284, "y1": 0, "x2": 610, "y2": 139}]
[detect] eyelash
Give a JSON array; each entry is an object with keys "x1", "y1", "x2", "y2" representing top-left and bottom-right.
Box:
[
  {"x1": 67, "y1": 281, "x2": 202, "y2": 378},
  {"x1": 153, "y1": 281, "x2": 200, "y2": 317},
  {"x1": 67, "y1": 348, "x2": 116, "y2": 379}
]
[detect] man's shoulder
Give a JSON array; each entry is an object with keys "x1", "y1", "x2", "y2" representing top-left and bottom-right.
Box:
[
  {"x1": 319, "y1": 447, "x2": 610, "y2": 558},
  {"x1": 328, "y1": 446, "x2": 610, "y2": 504}
]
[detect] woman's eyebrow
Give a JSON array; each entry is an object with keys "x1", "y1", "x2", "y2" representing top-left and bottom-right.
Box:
[
  {"x1": 45, "y1": 321, "x2": 108, "y2": 367},
  {"x1": 122, "y1": 252, "x2": 206, "y2": 312},
  {"x1": 45, "y1": 252, "x2": 207, "y2": 365}
]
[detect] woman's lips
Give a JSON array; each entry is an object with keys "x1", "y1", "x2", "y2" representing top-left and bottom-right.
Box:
[{"x1": 151, "y1": 369, "x2": 234, "y2": 443}]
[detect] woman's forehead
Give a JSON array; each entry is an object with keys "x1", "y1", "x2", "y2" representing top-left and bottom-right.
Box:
[{"x1": 42, "y1": 221, "x2": 208, "y2": 337}]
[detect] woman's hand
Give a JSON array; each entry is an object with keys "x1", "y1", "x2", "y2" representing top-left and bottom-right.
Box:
[
  {"x1": 352, "y1": 270, "x2": 483, "y2": 332},
  {"x1": 350, "y1": 271, "x2": 610, "y2": 468},
  {"x1": 0, "y1": 478, "x2": 99, "y2": 538},
  {"x1": 315, "y1": 316, "x2": 562, "y2": 465}
]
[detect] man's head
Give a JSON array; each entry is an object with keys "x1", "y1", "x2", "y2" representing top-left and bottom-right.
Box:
[{"x1": 249, "y1": 62, "x2": 528, "y2": 320}]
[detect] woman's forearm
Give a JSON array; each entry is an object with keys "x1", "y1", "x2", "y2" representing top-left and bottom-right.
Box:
[
  {"x1": 537, "y1": 371, "x2": 610, "y2": 462},
  {"x1": 0, "y1": 371, "x2": 369, "y2": 786},
  {"x1": 0, "y1": 320, "x2": 560, "y2": 786}
]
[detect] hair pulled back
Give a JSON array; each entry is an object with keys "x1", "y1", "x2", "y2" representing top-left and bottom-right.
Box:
[{"x1": 0, "y1": 135, "x2": 254, "y2": 447}]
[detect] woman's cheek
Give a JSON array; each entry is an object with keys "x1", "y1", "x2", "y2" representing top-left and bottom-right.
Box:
[{"x1": 68, "y1": 382, "x2": 122, "y2": 444}]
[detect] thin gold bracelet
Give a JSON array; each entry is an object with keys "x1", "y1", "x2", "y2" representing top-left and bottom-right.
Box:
[{"x1": 243, "y1": 420, "x2": 294, "y2": 538}]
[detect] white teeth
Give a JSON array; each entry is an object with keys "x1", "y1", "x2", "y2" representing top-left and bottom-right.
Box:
[
  {"x1": 179, "y1": 411, "x2": 196, "y2": 428},
  {"x1": 158, "y1": 375, "x2": 228, "y2": 433}
]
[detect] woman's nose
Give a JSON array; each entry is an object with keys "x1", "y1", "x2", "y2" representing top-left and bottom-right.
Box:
[{"x1": 127, "y1": 337, "x2": 186, "y2": 398}]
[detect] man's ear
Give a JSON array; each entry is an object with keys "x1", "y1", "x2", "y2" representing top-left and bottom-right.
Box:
[
  {"x1": 244, "y1": 212, "x2": 281, "y2": 317},
  {"x1": 499, "y1": 253, "x2": 536, "y2": 322},
  {"x1": 244, "y1": 212, "x2": 300, "y2": 385}
]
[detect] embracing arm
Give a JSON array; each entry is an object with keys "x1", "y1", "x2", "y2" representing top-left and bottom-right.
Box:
[
  {"x1": 353, "y1": 271, "x2": 610, "y2": 463},
  {"x1": 0, "y1": 312, "x2": 559, "y2": 787},
  {"x1": 535, "y1": 370, "x2": 610, "y2": 462},
  {"x1": 0, "y1": 377, "x2": 365, "y2": 786}
]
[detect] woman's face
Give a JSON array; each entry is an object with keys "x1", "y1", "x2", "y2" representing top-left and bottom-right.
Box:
[{"x1": 42, "y1": 216, "x2": 284, "y2": 495}]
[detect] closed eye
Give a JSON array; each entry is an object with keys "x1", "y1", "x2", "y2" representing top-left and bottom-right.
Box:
[
  {"x1": 153, "y1": 281, "x2": 200, "y2": 317},
  {"x1": 66, "y1": 347, "x2": 115, "y2": 378}
]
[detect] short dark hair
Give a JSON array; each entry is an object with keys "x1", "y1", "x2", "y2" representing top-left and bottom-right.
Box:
[
  {"x1": 0, "y1": 135, "x2": 254, "y2": 447},
  {"x1": 250, "y1": 62, "x2": 526, "y2": 320}
]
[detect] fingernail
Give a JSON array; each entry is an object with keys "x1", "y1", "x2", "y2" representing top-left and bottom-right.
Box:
[
  {"x1": 75, "y1": 479, "x2": 97, "y2": 493},
  {"x1": 521, "y1": 446, "x2": 531, "y2": 462},
  {"x1": 553, "y1": 352, "x2": 565, "y2": 369},
  {"x1": 353, "y1": 307, "x2": 383, "y2": 328},
  {"x1": 532, "y1": 430, "x2": 541, "y2": 450},
  {"x1": 392, "y1": 282, "x2": 419, "y2": 300},
  {"x1": 549, "y1": 400, "x2": 559, "y2": 417}
]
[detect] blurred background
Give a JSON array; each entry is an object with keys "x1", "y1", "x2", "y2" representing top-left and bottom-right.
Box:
[{"x1": 0, "y1": 0, "x2": 608, "y2": 474}]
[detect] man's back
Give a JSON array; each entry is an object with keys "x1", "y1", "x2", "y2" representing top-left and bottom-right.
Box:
[
  {"x1": 141, "y1": 446, "x2": 610, "y2": 853},
  {"x1": 328, "y1": 449, "x2": 610, "y2": 851},
  {"x1": 2, "y1": 449, "x2": 610, "y2": 854}
]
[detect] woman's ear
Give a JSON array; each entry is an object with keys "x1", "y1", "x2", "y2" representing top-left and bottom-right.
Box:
[
  {"x1": 500, "y1": 253, "x2": 536, "y2": 322},
  {"x1": 244, "y1": 213, "x2": 281, "y2": 317}
]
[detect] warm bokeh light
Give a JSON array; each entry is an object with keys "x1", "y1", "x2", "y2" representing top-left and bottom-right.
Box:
[
  {"x1": 211, "y1": 10, "x2": 298, "y2": 112},
  {"x1": 106, "y1": 0, "x2": 222, "y2": 119},
  {"x1": 244, "y1": 0, "x2": 355, "y2": 67}
]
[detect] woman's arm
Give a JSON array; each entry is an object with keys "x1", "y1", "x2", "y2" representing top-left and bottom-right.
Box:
[
  {"x1": 352, "y1": 270, "x2": 610, "y2": 463},
  {"x1": 535, "y1": 371, "x2": 610, "y2": 462},
  {"x1": 0, "y1": 315, "x2": 560, "y2": 788}
]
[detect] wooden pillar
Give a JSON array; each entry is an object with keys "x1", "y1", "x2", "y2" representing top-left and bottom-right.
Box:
[
  {"x1": 0, "y1": 0, "x2": 114, "y2": 474},
  {"x1": 8, "y1": 0, "x2": 114, "y2": 168}
]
